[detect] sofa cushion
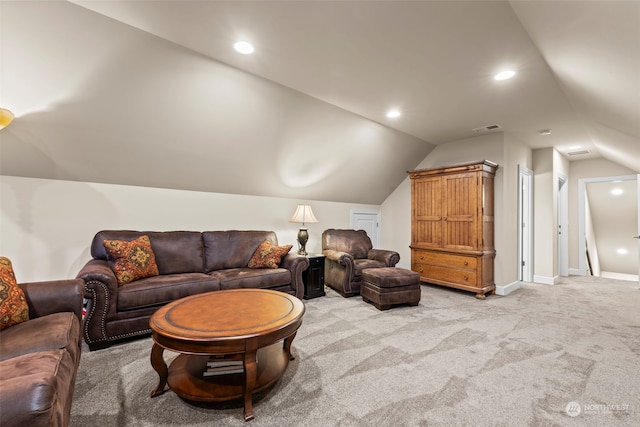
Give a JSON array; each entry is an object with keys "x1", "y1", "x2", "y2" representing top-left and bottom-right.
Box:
[
  {"x1": 203, "y1": 231, "x2": 279, "y2": 272},
  {"x1": 0, "y1": 312, "x2": 80, "y2": 363},
  {"x1": 104, "y1": 235, "x2": 159, "y2": 286},
  {"x1": 0, "y1": 257, "x2": 29, "y2": 330},
  {"x1": 117, "y1": 273, "x2": 220, "y2": 311},
  {"x1": 211, "y1": 268, "x2": 291, "y2": 291},
  {"x1": 92, "y1": 231, "x2": 204, "y2": 275},
  {"x1": 0, "y1": 350, "x2": 76, "y2": 427},
  {"x1": 248, "y1": 240, "x2": 293, "y2": 269},
  {"x1": 353, "y1": 259, "x2": 386, "y2": 277},
  {"x1": 144, "y1": 231, "x2": 205, "y2": 275}
]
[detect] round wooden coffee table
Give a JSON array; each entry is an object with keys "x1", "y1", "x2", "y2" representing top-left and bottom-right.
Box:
[{"x1": 149, "y1": 288, "x2": 305, "y2": 421}]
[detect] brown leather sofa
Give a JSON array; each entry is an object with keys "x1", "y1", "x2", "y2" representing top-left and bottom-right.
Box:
[
  {"x1": 0, "y1": 278, "x2": 84, "y2": 427},
  {"x1": 77, "y1": 230, "x2": 309, "y2": 351},
  {"x1": 322, "y1": 229, "x2": 400, "y2": 297}
]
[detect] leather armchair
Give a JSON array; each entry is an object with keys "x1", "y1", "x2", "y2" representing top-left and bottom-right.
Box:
[
  {"x1": 322, "y1": 229, "x2": 400, "y2": 297},
  {"x1": 0, "y1": 278, "x2": 83, "y2": 427}
]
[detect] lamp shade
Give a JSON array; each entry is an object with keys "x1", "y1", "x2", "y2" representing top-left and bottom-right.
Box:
[
  {"x1": 0, "y1": 108, "x2": 14, "y2": 130},
  {"x1": 289, "y1": 205, "x2": 318, "y2": 225}
]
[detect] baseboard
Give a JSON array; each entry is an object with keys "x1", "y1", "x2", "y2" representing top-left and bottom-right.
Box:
[
  {"x1": 568, "y1": 268, "x2": 582, "y2": 276},
  {"x1": 495, "y1": 281, "x2": 521, "y2": 296},
  {"x1": 601, "y1": 271, "x2": 639, "y2": 282},
  {"x1": 533, "y1": 275, "x2": 558, "y2": 285}
]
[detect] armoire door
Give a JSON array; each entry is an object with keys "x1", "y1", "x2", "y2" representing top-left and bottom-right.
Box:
[
  {"x1": 412, "y1": 176, "x2": 442, "y2": 248},
  {"x1": 442, "y1": 172, "x2": 478, "y2": 251}
]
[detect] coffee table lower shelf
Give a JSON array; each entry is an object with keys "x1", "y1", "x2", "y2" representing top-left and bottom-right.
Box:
[{"x1": 167, "y1": 343, "x2": 289, "y2": 403}]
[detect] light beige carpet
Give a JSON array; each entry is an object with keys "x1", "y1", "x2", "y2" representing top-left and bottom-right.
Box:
[{"x1": 71, "y1": 276, "x2": 640, "y2": 426}]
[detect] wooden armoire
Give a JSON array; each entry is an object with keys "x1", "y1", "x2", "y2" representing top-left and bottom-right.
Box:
[{"x1": 409, "y1": 160, "x2": 498, "y2": 299}]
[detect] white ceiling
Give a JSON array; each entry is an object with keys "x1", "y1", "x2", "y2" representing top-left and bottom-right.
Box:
[
  {"x1": 2, "y1": 0, "x2": 639, "y2": 210},
  {"x1": 71, "y1": 0, "x2": 640, "y2": 171}
]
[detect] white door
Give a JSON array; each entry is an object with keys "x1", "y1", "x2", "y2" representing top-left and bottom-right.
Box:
[
  {"x1": 350, "y1": 210, "x2": 380, "y2": 248},
  {"x1": 637, "y1": 174, "x2": 640, "y2": 288},
  {"x1": 518, "y1": 165, "x2": 533, "y2": 282},
  {"x1": 558, "y1": 175, "x2": 569, "y2": 277}
]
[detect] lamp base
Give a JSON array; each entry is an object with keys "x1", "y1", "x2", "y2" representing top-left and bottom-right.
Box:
[{"x1": 297, "y1": 228, "x2": 309, "y2": 256}]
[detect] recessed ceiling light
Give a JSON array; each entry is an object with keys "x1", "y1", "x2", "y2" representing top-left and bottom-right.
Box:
[
  {"x1": 494, "y1": 70, "x2": 516, "y2": 81},
  {"x1": 234, "y1": 41, "x2": 254, "y2": 55},
  {"x1": 386, "y1": 110, "x2": 401, "y2": 118},
  {"x1": 616, "y1": 248, "x2": 628, "y2": 255},
  {"x1": 539, "y1": 129, "x2": 552, "y2": 136},
  {"x1": 611, "y1": 188, "x2": 624, "y2": 196},
  {"x1": 473, "y1": 124, "x2": 501, "y2": 133}
]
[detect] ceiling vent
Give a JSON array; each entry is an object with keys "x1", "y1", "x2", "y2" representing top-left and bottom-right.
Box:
[
  {"x1": 472, "y1": 124, "x2": 502, "y2": 133},
  {"x1": 567, "y1": 149, "x2": 591, "y2": 156}
]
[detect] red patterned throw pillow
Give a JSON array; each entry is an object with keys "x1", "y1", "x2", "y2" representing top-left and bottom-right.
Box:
[
  {"x1": 0, "y1": 256, "x2": 29, "y2": 330},
  {"x1": 103, "y1": 235, "x2": 159, "y2": 286},
  {"x1": 248, "y1": 240, "x2": 293, "y2": 269}
]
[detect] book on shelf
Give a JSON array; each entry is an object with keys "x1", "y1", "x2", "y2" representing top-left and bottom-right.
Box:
[
  {"x1": 202, "y1": 355, "x2": 259, "y2": 376},
  {"x1": 203, "y1": 364, "x2": 245, "y2": 376},
  {"x1": 206, "y1": 360, "x2": 243, "y2": 368}
]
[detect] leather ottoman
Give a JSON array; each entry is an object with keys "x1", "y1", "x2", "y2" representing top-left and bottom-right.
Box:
[{"x1": 361, "y1": 267, "x2": 421, "y2": 310}]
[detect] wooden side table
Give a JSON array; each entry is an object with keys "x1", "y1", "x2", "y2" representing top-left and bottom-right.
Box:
[{"x1": 302, "y1": 254, "x2": 325, "y2": 299}]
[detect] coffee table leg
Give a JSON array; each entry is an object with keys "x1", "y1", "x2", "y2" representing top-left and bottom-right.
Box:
[
  {"x1": 150, "y1": 343, "x2": 168, "y2": 397},
  {"x1": 243, "y1": 343, "x2": 258, "y2": 421},
  {"x1": 283, "y1": 331, "x2": 298, "y2": 361}
]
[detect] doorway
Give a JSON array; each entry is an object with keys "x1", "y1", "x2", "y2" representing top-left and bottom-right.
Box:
[
  {"x1": 578, "y1": 174, "x2": 639, "y2": 282},
  {"x1": 350, "y1": 210, "x2": 380, "y2": 248},
  {"x1": 518, "y1": 165, "x2": 533, "y2": 282}
]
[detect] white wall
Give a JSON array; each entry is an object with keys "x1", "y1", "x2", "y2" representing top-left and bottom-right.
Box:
[
  {"x1": 531, "y1": 148, "x2": 555, "y2": 283},
  {"x1": 379, "y1": 177, "x2": 412, "y2": 269},
  {"x1": 501, "y1": 133, "x2": 533, "y2": 288},
  {"x1": 0, "y1": 175, "x2": 378, "y2": 282},
  {"x1": 533, "y1": 148, "x2": 574, "y2": 284}
]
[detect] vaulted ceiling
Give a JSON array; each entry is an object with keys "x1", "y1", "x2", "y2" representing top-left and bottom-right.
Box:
[{"x1": 1, "y1": 1, "x2": 639, "y2": 204}]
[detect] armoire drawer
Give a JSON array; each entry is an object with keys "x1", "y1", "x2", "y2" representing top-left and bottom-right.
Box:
[
  {"x1": 412, "y1": 250, "x2": 477, "y2": 270},
  {"x1": 412, "y1": 263, "x2": 478, "y2": 287}
]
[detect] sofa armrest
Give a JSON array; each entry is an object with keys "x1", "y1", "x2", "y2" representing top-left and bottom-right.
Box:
[
  {"x1": 368, "y1": 249, "x2": 400, "y2": 267},
  {"x1": 77, "y1": 259, "x2": 118, "y2": 301},
  {"x1": 280, "y1": 254, "x2": 310, "y2": 299},
  {"x1": 18, "y1": 279, "x2": 84, "y2": 322},
  {"x1": 76, "y1": 258, "x2": 118, "y2": 310},
  {"x1": 322, "y1": 249, "x2": 354, "y2": 266},
  {"x1": 76, "y1": 259, "x2": 119, "y2": 347}
]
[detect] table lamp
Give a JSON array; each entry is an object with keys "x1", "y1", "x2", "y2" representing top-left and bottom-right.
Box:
[{"x1": 289, "y1": 205, "x2": 319, "y2": 255}]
